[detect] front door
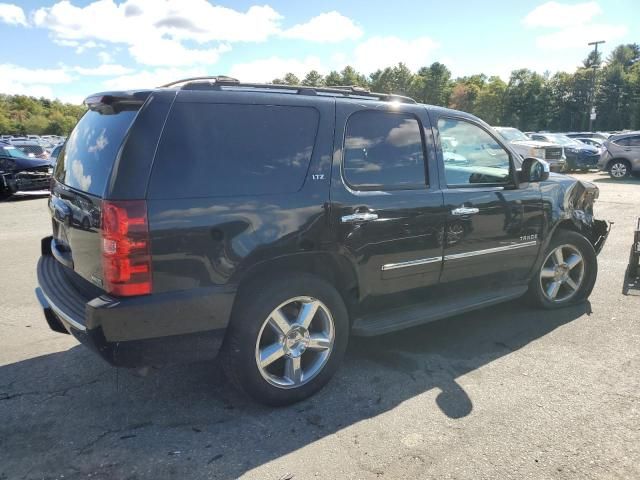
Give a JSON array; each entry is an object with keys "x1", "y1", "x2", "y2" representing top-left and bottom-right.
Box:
[
  {"x1": 330, "y1": 103, "x2": 446, "y2": 303},
  {"x1": 433, "y1": 116, "x2": 543, "y2": 286}
]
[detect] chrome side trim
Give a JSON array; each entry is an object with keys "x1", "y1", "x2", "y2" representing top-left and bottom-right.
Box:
[
  {"x1": 39, "y1": 287, "x2": 87, "y2": 332},
  {"x1": 381, "y1": 256, "x2": 442, "y2": 271},
  {"x1": 445, "y1": 241, "x2": 538, "y2": 261}
]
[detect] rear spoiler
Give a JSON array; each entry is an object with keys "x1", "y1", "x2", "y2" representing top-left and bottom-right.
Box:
[{"x1": 84, "y1": 91, "x2": 151, "y2": 114}]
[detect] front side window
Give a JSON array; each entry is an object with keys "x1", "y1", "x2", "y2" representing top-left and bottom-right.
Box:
[
  {"x1": 438, "y1": 118, "x2": 511, "y2": 186},
  {"x1": 343, "y1": 111, "x2": 426, "y2": 190}
]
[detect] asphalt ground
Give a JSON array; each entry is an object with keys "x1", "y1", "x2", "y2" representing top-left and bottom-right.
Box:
[{"x1": 1, "y1": 171, "x2": 639, "y2": 480}]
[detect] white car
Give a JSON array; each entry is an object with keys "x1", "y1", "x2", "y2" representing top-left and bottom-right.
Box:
[{"x1": 493, "y1": 127, "x2": 567, "y2": 172}]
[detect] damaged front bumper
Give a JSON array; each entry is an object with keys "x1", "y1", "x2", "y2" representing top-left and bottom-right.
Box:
[
  {"x1": 1, "y1": 167, "x2": 52, "y2": 195},
  {"x1": 592, "y1": 219, "x2": 611, "y2": 255}
]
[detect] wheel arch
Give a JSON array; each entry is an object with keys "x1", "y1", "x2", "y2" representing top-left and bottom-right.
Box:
[{"x1": 231, "y1": 252, "x2": 359, "y2": 320}]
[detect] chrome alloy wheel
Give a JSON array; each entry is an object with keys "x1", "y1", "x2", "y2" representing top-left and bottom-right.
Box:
[
  {"x1": 539, "y1": 244, "x2": 585, "y2": 302},
  {"x1": 255, "y1": 296, "x2": 335, "y2": 389},
  {"x1": 610, "y1": 162, "x2": 628, "y2": 178}
]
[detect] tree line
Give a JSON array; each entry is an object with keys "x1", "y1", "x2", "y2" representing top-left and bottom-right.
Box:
[
  {"x1": 0, "y1": 43, "x2": 638, "y2": 135},
  {"x1": 0, "y1": 94, "x2": 85, "y2": 136},
  {"x1": 274, "y1": 43, "x2": 640, "y2": 132}
]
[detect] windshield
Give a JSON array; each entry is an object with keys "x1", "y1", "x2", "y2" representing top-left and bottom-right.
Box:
[
  {"x1": 2, "y1": 146, "x2": 32, "y2": 159},
  {"x1": 495, "y1": 128, "x2": 529, "y2": 142}
]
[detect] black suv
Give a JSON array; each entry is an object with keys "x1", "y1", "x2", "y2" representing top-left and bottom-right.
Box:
[{"x1": 36, "y1": 77, "x2": 609, "y2": 405}]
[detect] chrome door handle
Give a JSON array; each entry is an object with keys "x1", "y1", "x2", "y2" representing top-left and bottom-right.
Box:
[
  {"x1": 341, "y1": 212, "x2": 378, "y2": 223},
  {"x1": 451, "y1": 207, "x2": 479, "y2": 216}
]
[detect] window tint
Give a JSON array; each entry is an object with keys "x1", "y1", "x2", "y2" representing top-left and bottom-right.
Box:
[
  {"x1": 627, "y1": 136, "x2": 640, "y2": 147},
  {"x1": 343, "y1": 111, "x2": 426, "y2": 190},
  {"x1": 55, "y1": 110, "x2": 137, "y2": 196},
  {"x1": 438, "y1": 118, "x2": 511, "y2": 186},
  {"x1": 149, "y1": 103, "x2": 319, "y2": 198},
  {"x1": 613, "y1": 137, "x2": 630, "y2": 146}
]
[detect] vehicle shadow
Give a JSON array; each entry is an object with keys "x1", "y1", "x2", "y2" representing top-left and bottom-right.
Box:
[
  {"x1": 1, "y1": 192, "x2": 50, "y2": 202},
  {"x1": 0, "y1": 299, "x2": 589, "y2": 479},
  {"x1": 592, "y1": 176, "x2": 640, "y2": 185}
]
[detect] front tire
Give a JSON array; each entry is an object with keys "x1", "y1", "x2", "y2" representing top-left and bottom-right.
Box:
[
  {"x1": 222, "y1": 273, "x2": 349, "y2": 406},
  {"x1": 528, "y1": 230, "x2": 597, "y2": 309}
]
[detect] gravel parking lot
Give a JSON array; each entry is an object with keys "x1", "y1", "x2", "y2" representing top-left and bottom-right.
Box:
[{"x1": 1, "y1": 172, "x2": 639, "y2": 480}]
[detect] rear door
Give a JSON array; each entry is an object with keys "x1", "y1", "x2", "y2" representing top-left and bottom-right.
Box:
[
  {"x1": 433, "y1": 115, "x2": 543, "y2": 286},
  {"x1": 331, "y1": 102, "x2": 446, "y2": 302}
]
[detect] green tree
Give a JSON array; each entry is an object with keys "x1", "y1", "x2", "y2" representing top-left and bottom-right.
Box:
[
  {"x1": 339, "y1": 66, "x2": 368, "y2": 87},
  {"x1": 412, "y1": 62, "x2": 452, "y2": 105},
  {"x1": 503, "y1": 69, "x2": 547, "y2": 130},
  {"x1": 324, "y1": 70, "x2": 342, "y2": 86},
  {"x1": 302, "y1": 70, "x2": 324, "y2": 87},
  {"x1": 474, "y1": 76, "x2": 507, "y2": 125},
  {"x1": 283, "y1": 73, "x2": 300, "y2": 85}
]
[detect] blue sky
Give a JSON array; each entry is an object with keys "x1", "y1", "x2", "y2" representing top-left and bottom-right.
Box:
[{"x1": 0, "y1": 0, "x2": 637, "y2": 104}]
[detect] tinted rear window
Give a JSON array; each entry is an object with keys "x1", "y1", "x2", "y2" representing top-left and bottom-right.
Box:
[
  {"x1": 54, "y1": 110, "x2": 137, "y2": 196},
  {"x1": 149, "y1": 103, "x2": 319, "y2": 199}
]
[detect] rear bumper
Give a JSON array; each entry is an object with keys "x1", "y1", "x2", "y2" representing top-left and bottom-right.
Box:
[{"x1": 36, "y1": 238, "x2": 236, "y2": 367}]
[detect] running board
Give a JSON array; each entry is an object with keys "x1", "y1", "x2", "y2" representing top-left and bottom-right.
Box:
[{"x1": 351, "y1": 285, "x2": 528, "y2": 336}]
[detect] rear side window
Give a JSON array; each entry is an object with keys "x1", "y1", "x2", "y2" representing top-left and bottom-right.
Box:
[
  {"x1": 149, "y1": 103, "x2": 319, "y2": 198},
  {"x1": 55, "y1": 110, "x2": 137, "y2": 196},
  {"x1": 342, "y1": 111, "x2": 426, "y2": 190},
  {"x1": 627, "y1": 136, "x2": 640, "y2": 147},
  {"x1": 612, "y1": 137, "x2": 630, "y2": 146}
]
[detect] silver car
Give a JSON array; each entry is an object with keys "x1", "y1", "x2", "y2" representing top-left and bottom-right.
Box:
[{"x1": 598, "y1": 132, "x2": 640, "y2": 179}]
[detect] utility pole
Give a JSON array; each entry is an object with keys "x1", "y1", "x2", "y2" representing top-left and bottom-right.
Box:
[{"x1": 588, "y1": 40, "x2": 605, "y2": 132}]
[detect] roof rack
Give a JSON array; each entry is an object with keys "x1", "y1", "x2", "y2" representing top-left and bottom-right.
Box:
[{"x1": 158, "y1": 76, "x2": 416, "y2": 104}]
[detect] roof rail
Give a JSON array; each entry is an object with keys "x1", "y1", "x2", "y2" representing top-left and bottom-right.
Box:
[
  {"x1": 159, "y1": 76, "x2": 416, "y2": 104},
  {"x1": 159, "y1": 76, "x2": 240, "y2": 88}
]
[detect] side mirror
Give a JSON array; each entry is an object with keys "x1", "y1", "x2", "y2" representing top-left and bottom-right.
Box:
[{"x1": 520, "y1": 157, "x2": 549, "y2": 183}]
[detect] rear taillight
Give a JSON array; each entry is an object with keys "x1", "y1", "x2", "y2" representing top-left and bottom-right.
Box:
[{"x1": 101, "y1": 200, "x2": 152, "y2": 296}]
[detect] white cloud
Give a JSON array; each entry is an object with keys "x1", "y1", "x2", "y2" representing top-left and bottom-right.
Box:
[
  {"x1": 523, "y1": 1, "x2": 627, "y2": 50},
  {"x1": 128, "y1": 39, "x2": 231, "y2": 67},
  {"x1": 0, "y1": 3, "x2": 26, "y2": 26},
  {"x1": 74, "y1": 64, "x2": 134, "y2": 76},
  {"x1": 0, "y1": 64, "x2": 72, "y2": 85},
  {"x1": 98, "y1": 51, "x2": 113, "y2": 64},
  {"x1": 523, "y1": 1, "x2": 601, "y2": 28},
  {"x1": 0, "y1": 64, "x2": 73, "y2": 99},
  {"x1": 353, "y1": 36, "x2": 439, "y2": 73},
  {"x1": 228, "y1": 56, "x2": 325, "y2": 82},
  {"x1": 102, "y1": 67, "x2": 209, "y2": 90},
  {"x1": 32, "y1": 0, "x2": 281, "y2": 66},
  {"x1": 535, "y1": 23, "x2": 628, "y2": 49},
  {"x1": 281, "y1": 11, "x2": 362, "y2": 43}
]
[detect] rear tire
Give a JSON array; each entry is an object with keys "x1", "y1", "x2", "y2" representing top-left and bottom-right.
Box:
[
  {"x1": 608, "y1": 159, "x2": 630, "y2": 179},
  {"x1": 222, "y1": 273, "x2": 349, "y2": 406},
  {"x1": 528, "y1": 230, "x2": 597, "y2": 309}
]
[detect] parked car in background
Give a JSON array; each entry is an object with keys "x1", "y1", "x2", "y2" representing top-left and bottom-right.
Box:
[
  {"x1": 0, "y1": 141, "x2": 52, "y2": 198},
  {"x1": 11, "y1": 140, "x2": 50, "y2": 159},
  {"x1": 35, "y1": 78, "x2": 609, "y2": 406},
  {"x1": 565, "y1": 132, "x2": 610, "y2": 140},
  {"x1": 529, "y1": 133, "x2": 600, "y2": 171},
  {"x1": 575, "y1": 137, "x2": 604, "y2": 150},
  {"x1": 598, "y1": 131, "x2": 640, "y2": 179},
  {"x1": 493, "y1": 127, "x2": 566, "y2": 172}
]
